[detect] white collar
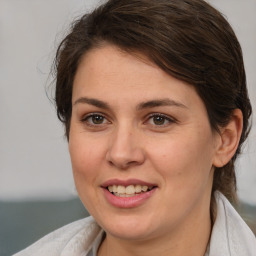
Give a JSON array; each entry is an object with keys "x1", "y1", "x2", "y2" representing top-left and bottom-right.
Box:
[
  {"x1": 208, "y1": 191, "x2": 256, "y2": 256},
  {"x1": 14, "y1": 192, "x2": 256, "y2": 256}
]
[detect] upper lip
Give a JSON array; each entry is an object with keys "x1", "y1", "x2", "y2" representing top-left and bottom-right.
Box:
[{"x1": 101, "y1": 179, "x2": 157, "y2": 188}]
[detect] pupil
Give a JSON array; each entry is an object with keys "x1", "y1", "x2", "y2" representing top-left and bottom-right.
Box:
[
  {"x1": 153, "y1": 116, "x2": 165, "y2": 125},
  {"x1": 92, "y1": 115, "x2": 103, "y2": 124}
]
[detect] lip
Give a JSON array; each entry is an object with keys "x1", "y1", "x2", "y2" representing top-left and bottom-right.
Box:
[
  {"x1": 101, "y1": 179, "x2": 158, "y2": 208},
  {"x1": 101, "y1": 178, "x2": 157, "y2": 188},
  {"x1": 102, "y1": 188, "x2": 157, "y2": 208}
]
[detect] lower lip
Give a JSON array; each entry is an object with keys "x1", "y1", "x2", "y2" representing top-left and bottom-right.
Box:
[{"x1": 102, "y1": 188, "x2": 157, "y2": 208}]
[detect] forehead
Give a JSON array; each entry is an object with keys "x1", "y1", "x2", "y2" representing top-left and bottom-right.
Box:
[
  {"x1": 74, "y1": 45, "x2": 160, "y2": 86},
  {"x1": 72, "y1": 44, "x2": 202, "y2": 110}
]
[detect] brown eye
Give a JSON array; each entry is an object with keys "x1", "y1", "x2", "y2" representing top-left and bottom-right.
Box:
[
  {"x1": 152, "y1": 116, "x2": 166, "y2": 125},
  {"x1": 82, "y1": 113, "x2": 108, "y2": 125},
  {"x1": 91, "y1": 114, "x2": 105, "y2": 124},
  {"x1": 147, "y1": 114, "x2": 174, "y2": 126}
]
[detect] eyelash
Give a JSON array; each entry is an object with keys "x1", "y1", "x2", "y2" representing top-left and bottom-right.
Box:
[
  {"x1": 80, "y1": 113, "x2": 175, "y2": 128},
  {"x1": 146, "y1": 113, "x2": 175, "y2": 127},
  {"x1": 80, "y1": 113, "x2": 109, "y2": 127}
]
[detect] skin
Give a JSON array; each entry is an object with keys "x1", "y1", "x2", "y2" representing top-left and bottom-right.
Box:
[{"x1": 69, "y1": 44, "x2": 242, "y2": 256}]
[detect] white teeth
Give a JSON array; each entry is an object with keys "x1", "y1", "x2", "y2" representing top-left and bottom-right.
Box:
[
  {"x1": 107, "y1": 184, "x2": 152, "y2": 196},
  {"x1": 135, "y1": 185, "x2": 142, "y2": 193},
  {"x1": 125, "y1": 185, "x2": 135, "y2": 194},
  {"x1": 142, "y1": 185, "x2": 148, "y2": 192},
  {"x1": 113, "y1": 185, "x2": 118, "y2": 193},
  {"x1": 117, "y1": 185, "x2": 126, "y2": 194},
  {"x1": 115, "y1": 193, "x2": 136, "y2": 197}
]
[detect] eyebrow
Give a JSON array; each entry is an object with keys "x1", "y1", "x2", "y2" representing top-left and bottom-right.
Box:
[
  {"x1": 73, "y1": 97, "x2": 187, "y2": 110},
  {"x1": 136, "y1": 98, "x2": 188, "y2": 110},
  {"x1": 73, "y1": 97, "x2": 111, "y2": 109}
]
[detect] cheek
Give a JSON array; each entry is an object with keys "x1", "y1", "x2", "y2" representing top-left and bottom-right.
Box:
[
  {"x1": 69, "y1": 134, "x2": 105, "y2": 184},
  {"x1": 149, "y1": 132, "x2": 214, "y2": 186},
  {"x1": 149, "y1": 134, "x2": 214, "y2": 216},
  {"x1": 68, "y1": 135, "x2": 106, "y2": 210}
]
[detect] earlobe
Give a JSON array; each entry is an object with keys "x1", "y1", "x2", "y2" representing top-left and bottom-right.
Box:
[{"x1": 213, "y1": 109, "x2": 243, "y2": 168}]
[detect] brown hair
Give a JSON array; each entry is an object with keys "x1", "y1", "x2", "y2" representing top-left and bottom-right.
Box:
[{"x1": 54, "y1": 0, "x2": 252, "y2": 204}]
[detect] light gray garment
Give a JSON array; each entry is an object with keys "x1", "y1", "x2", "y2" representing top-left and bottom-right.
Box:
[
  {"x1": 208, "y1": 192, "x2": 256, "y2": 255},
  {"x1": 13, "y1": 192, "x2": 256, "y2": 256}
]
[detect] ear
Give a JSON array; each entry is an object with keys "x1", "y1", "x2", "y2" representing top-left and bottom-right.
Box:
[{"x1": 213, "y1": 109, "x2": 243, "y2": 168}]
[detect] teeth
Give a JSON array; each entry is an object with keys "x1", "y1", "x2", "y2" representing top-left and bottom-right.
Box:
[
  {"x1": 107, "y1": 184, "x2": 152, "y2": 196},
  {"x1": 113, "y1": 185, "x2": 117, "y2": 193},
  {"x1": 117, "y1": 185, "x2": 126, "y2": 194},
  {"x1": 142, "y1": 186, "x2": 148, "y2": 192},
  {"x1": 135, "y1": 185, "x2": 142, "y2": 193},
  {"x1": 126, "y1": 185, "x2": 135, "y2": 194},
  {"x1": 114, "y1": 193, "x2": 136, "y2": 197}
]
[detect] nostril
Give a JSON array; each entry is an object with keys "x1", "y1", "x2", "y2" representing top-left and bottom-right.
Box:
[
  {"x1": 107, "y1": 158, "x2": 136, "y2": 170},
  {"x1": 107, "y1": 160, "x2": 115, "y2": 167},
  {"x1": 106, "y1": 141, "x2": 146, "y2": 169}
]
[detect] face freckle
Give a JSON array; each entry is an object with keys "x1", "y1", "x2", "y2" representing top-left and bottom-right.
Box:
[{"x1": 69, "y1": 44, "x2": 218, "y2": 241}]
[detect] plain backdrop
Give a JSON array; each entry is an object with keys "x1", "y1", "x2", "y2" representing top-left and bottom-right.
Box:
[{"x1": 0, "y1": 0, "x2": 256, "y2": 204}]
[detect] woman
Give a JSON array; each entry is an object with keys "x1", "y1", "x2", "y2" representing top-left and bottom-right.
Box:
[{"x1": 15, "y1": 0, "x2": 256, "y2": 255}]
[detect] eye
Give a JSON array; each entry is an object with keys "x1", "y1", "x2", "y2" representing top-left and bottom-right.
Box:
[
  {"x1": 147, "y1": 113, "x2": 175, "y2": 126},
  {"x1": 81, "y1": 113, "x2": 109, "y2": 126}
]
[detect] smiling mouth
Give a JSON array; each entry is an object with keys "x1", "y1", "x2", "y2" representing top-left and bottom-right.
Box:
[{"x1": 107, "y1": 185, "x2": 156, "y2": 197}]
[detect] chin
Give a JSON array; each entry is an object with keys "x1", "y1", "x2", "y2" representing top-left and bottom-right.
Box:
[
  {"x1": 106, "y1": 225, "x2": 154, "y2": 241},
  {"x1": 96, "y1": 212, "x2": 159, "y2": 241}
]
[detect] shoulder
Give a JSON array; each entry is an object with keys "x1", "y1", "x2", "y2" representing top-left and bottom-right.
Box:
[
  {"x1": 13, "y1": 216, "x2": 102, "y2": 256},
  {"x1": 209, "y1": 191, "x2": 256, "y2": 256}
]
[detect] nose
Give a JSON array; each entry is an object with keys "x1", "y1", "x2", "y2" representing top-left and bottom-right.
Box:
[{"x1": 106, "y1": 126, "x2": 145, "y2": 169}]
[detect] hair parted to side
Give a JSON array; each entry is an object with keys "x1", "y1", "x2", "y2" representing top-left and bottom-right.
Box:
[{"x1": 54, "y1": 0, "x2": 252, "y2": 205}]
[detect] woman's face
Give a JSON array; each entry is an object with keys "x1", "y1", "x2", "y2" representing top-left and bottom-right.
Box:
[{"x1": 69, "y1": 44, "x2": 219, "y2": 241}]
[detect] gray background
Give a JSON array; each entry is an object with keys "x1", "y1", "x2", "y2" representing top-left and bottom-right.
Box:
[{"x1": 0, "y1": 0, "x2": 256, "y2": 205}]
